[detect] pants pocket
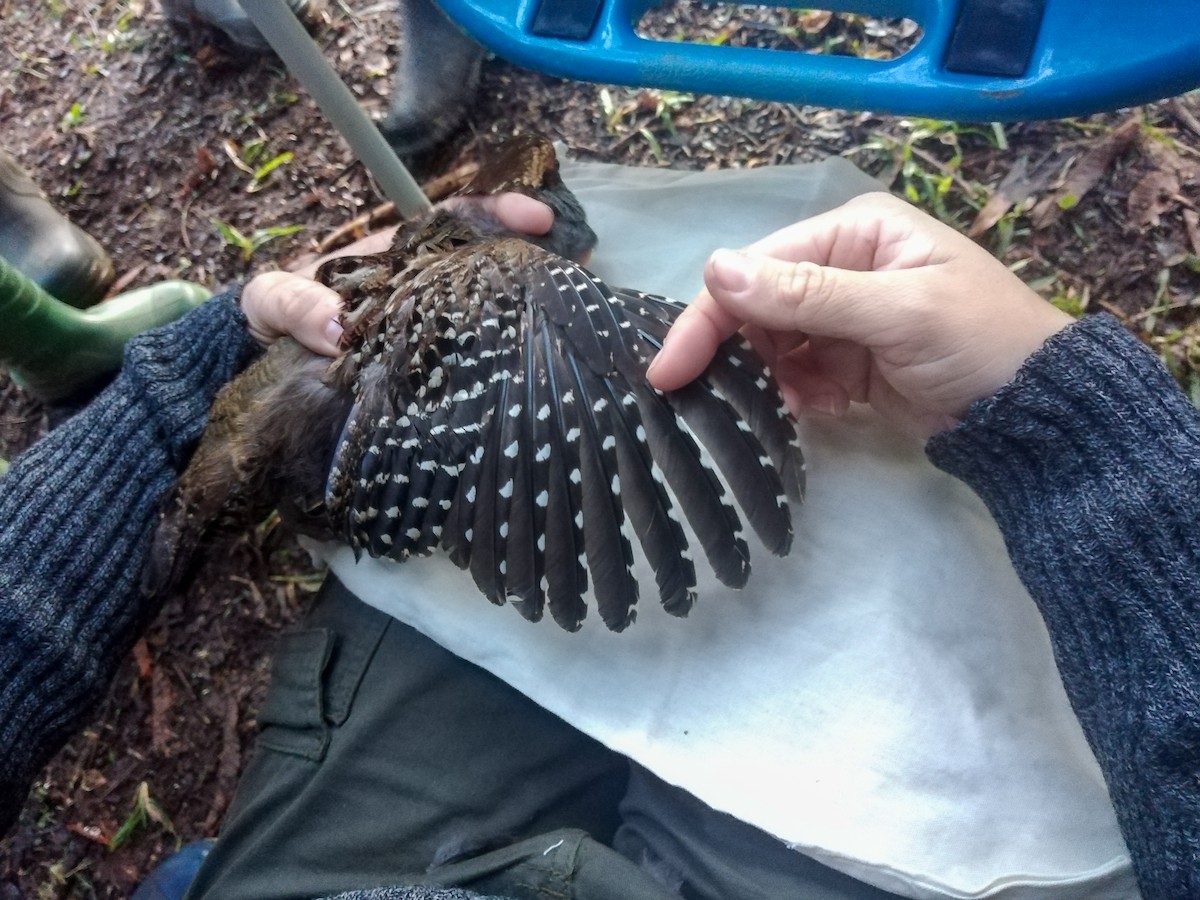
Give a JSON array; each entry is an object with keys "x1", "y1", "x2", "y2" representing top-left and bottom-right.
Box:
[{"x1": 254, "y1": 578, "x2": 390, "y2": 761}]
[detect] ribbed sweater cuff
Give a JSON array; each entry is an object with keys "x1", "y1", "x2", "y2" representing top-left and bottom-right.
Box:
[
  {"x1": 927, "y1": 312, "x2": 1200, "y2": 494},
  {"x1": 122, "y1": 286, "x2": 259, "y2": 463}
]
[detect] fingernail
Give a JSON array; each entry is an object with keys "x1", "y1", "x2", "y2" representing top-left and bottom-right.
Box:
[
  {"x1": 324, "y1": 317, "x2": 344, "y2": 349},
  {"x1": 807, "y1": 395, "x2": 843, "y2": 417},
  {"x1": 710, "y1": 249, "x2": 752, "y2": 294},
  {"x1": 646, "y1": 331, "x2": 672, "y2": 379}
]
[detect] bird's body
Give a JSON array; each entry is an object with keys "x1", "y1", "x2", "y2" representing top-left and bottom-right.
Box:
[{"x1": 147, "y1": 135, "x2": 805, "y2": 632}]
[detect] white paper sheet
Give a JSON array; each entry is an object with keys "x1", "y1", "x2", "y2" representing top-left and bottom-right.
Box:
[{"x1": 312, "y1": 157, "x2": 1138, "y2": 899}]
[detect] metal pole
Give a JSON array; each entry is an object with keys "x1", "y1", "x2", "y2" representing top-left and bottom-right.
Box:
[{"x1": 242, "y1": 0, "x2": 434, "y2": 219}]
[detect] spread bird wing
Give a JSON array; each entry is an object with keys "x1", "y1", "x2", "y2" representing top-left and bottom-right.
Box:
[{"x1": 325, "y1": 242, "x2": 804, "y2": 632}]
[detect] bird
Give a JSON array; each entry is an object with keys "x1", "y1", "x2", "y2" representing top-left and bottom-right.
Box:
[{"x1": 145, "y1": 133, "x2": 806, "y2": 632}]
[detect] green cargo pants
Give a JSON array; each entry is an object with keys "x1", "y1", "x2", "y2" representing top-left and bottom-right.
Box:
[{"x1": 186, "y1": 576, "x2": 900, "y2": 900}]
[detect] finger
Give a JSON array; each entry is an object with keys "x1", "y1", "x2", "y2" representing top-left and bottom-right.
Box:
[
  {"x1": 774, "y1": 342, "x2": 864, "y2": 417},
  {"x1": 802, "y1": 335, "x2": 873, "y2": 405},
  {"x1": 771, "y1": 357, "x2": 850, "y2": 418},
  {"x1": 489, "y1": 192, "x2": 554, "y2": 235},
  {"x1": 704, "y1": 248, "x2": 914, "y2": 347},
  {"x1": 293, "y1": 225, "x2": 400, "y2": 279},
  {"x1": 741, "y1": 322, "x2": 805, "y2": 367},
  {"x1": 242, "y1": 272, "x2": 344, "y2": 357},
  {"x1": 741, "y1": 193, "x2": 949, "y2": 273},
  {"x1": 645, "y1": 289, "x2": 744, "y2": 390},
  {"x1": 740, "y1": 192, "x2": 894, "y2": 263}
]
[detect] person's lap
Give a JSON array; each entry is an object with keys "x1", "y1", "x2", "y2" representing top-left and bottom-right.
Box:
[
  {"x1": 187, "y1": 576, "x2": 898, "y2": 900},
  {"x1": 187, "y1": 575, "x2": 645, "y2": 898}
]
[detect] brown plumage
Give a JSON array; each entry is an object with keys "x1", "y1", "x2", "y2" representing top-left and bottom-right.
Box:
[{"x1": 145, "y1": 134, "x2": 805, "y2": 632}]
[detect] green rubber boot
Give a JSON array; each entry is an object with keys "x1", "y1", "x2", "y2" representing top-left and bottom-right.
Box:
[
  {"x1": 0, "y1": 150, "x2": 116, "y2": 308},
  {"x1": 0, "y1": 255, "x2": 209, "y2": 403}
]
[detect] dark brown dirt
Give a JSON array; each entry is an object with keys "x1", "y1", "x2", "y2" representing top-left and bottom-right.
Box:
[{"x1": 1, "y1": 2, "x2": 1198, "y2": 896}]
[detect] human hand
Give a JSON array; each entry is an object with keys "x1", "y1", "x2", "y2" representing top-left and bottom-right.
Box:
[
  {"x1": 292, "y1": 193, "x2": 554, "y2": 279},
  {"x1": 242, "y1": 272, "x2": 345, "y2": 357},
  {"x1": 250, "y1": 193, "x2": 554, "y2": 357},
  {"x1": 646, "y1": 192, "x2": 1074, "y2": 438}
]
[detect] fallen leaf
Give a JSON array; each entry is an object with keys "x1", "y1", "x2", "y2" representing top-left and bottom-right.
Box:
[
  {"x1": 203, "y1": 694, "x2": 243, "y2": 833},
  {"x1": 177, "y1": 145, "x2": 219, "y2": 200},
  {"x1": 66, "y1": 821, "x2": 112, "y2": 846},
  {"x1": 78, "y1": 768, "x2": 109, "y2": 793},
  {"x1": 107, "y1": 263, "x2": 148, "y2": 298},
  {"x1": 1030, "y1": 117, "x2": 1141, "y2": 229},
  {"x1": 150, "y1": 667, "x2": 177, "y2": 758},
  {"x1": 798, "y1": 9, "x2": 833, "y2": 33},
  {"x1": 969, "y1": 155, "x2": 1054, "y2": 238},
  {"x1": 131, "y1": 638, "x2": 153, "y2": 679},
  {"x1": 1126, "y1": 140, "x2": 1199, "y2": 229},
  {"x1": 1128, "y1": 169, "x2": 1182, "y2": 229},
  {"x1": 138, "y1": 781, "x2": 177, "y2": 835},
  {"x1": 1184, "y1": 209, "x2": 1200, "y2": 257}
]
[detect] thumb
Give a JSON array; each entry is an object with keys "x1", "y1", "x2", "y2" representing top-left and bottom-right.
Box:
[
  {"x1": 705, "y1": 248, "x2": 911, "y2": 347},
  {"x1": 243, "y1": 272, "x2": 344, "y2": 357}
]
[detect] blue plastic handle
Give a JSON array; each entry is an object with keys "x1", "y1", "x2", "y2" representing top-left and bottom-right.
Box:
[{"x1": 435, "y1": 0, "x2": 1200, "y2": 121}]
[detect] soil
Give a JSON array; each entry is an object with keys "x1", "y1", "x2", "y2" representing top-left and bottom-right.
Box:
[{"x1": 1, "y1": 2, "x2": 1198, "y2": 896}]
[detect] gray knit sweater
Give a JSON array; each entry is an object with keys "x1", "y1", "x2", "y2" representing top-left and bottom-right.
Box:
[
  {"x1": 0, "y1": 292, "x2": 259, "y2": 820},
  {"x1": 1, "y1": 296, "x2": 1197, "y2": 899}
]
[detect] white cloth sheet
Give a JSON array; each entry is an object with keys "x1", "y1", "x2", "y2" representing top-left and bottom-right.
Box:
[{"x1": 312, "y1": 157, "x2": 1139, "y2": 899}]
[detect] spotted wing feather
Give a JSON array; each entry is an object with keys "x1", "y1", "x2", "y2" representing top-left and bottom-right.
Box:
[{"x1": 326, "y1": 242, "x2": 802, "y2": 632}]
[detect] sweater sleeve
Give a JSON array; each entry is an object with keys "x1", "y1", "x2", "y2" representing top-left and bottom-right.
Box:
[
  {"x1": 926, "y1": 313, "x2": 1200, "y2": 900},
  {"x1": 0, "y1": 289, "x2": 259, "y2": 833}
]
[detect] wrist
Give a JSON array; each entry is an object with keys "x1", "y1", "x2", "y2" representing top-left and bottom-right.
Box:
[{"x1": 124, "y1": 289, "x2": 259, "y2": 462}]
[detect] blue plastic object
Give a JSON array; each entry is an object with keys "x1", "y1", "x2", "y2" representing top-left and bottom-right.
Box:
[
  {"x1": 435, "y1": 0, "x2": 1200, "y2": 121},
  {"x1": 132, "y1": 840, "x2": 215, "y2": 900}
]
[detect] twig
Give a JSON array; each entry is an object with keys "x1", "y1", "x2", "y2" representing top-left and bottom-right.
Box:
[
  {"x1": 907, "y1": 144, "x2": 982, "y2": 199},
  {"x1": 1169, "y1": 97, "x2": 1200, "y2": 142}
]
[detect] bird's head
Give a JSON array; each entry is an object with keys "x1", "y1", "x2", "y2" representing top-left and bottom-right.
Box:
[{"x1": 441, "y1": 133, "x2": 598, "y2": 263}]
